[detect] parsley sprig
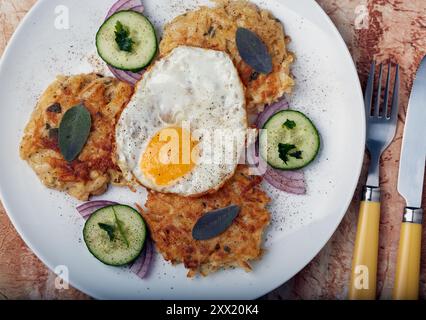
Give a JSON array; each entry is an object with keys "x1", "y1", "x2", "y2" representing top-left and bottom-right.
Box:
[
  {"x1": 283, "y1": 119, "x2": 296, "y2": 129},
  {"x1": 115, "y1": 21, "x2": 134, "y2": 52},
  {"x1": 278, "y1": 143, "x2": 303, "y2": 164}
]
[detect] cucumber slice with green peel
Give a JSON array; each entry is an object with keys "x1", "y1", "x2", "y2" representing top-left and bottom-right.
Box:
[
  {"x1": 96, "y1": 11, "x2": 157, "y2": 71},
  {"x1": 259, "y1": 110, "x2": 320, "y2": 170},
  {"x1": 83, "y1": 205, "x2": 146, "y2": 266}
]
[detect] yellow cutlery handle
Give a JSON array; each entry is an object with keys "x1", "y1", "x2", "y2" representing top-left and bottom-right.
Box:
[
  {"x1": 393, "y1": 208, "x2": 423, "y2": 300},
  {"x1": 349, "y1": 195, "x2": 380, "y2": 300}
]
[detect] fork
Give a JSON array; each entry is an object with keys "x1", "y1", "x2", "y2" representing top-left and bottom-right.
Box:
[{"x1": 348, "y1": 62, "x2": 399, "y2": 300}]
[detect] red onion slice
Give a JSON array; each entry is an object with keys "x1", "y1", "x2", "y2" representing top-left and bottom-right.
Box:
[
  {"x1": 121, "y1": 67, "x2": 144, "y2": 81},
  {"x1": 137, "y1": 237, "x2": 153, "y2": 278},
  {"x1": 264, "y1": 166, "x2": 306, "y2": 194},
  {"x1": 106, "y1": 0, "x2": 129, "y2": 17},
  {"x1": 277, "y1": 169, "x2": 304, "y2": 181},
  {"x1": 130, "y1": 248, "x2": 146, "y2": 273},
  {"x1": 107, "y1": 65, "x2": 143, "y2": 85},
  {"x1": 106, "y1": 0, "x2": 143, "y2": 19},
  {"x1": 128, "y1": 70, "x2": 144, "y2": 81},
  {"x1": 76, "y1": 200, "x2": 118, "y2": 218},
  {"x1": 130, "y1": 5, "x2": 144, "y2": 14},
  {"x1": 256, "y1": 97, "x2": 289, "y2": 129},
  {"x1": 263, "y1": 172, "x2": 306, "y2": 195}
]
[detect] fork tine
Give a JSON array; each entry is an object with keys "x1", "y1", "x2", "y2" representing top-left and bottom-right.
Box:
[
  {"x1": 384, "y1": 62, "x2": 391, "y2": 118},
  {"x1": 374, "y1": 63, "x2": 383, "y2": 117},
  {"x1": 389, "y1": 64, "x2": 399, "y2": 121},
  {"x1": 364, "y1": 62, "x2": 375, "y2": 117}
]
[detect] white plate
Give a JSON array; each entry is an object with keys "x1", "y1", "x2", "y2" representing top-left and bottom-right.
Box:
[{"x1": 0, "y1": 0, "x2": 365, "y2": 299}]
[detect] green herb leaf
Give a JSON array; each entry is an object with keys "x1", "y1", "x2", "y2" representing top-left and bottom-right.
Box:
[
  {"x1": 115, "y1": 21, "x2": 134, "y2": 52},
  {"x1": 58, "y1": 104, "x2": 91, "y2": 162},
  {"x1": 112, "y1": 207, "x2": 129, "y2": 248},
  {"x1": 289, "y1": 150, "x2": 303, "y2": 160},
  {"x1": 278, "y1": 143, "x2": 295, "y2": 164},
  {"x1": 283, "y1": 119, "x2": 296, "y2": 129},
  {"x1": 278, "y1": 143, "x2": 303, "y2": 163},
  {"x1": 98, "y1": 223, "x2": 115, "y2": 241},
  {"x1": 235, "y1": 27, "x2": 272, "y2": 74},
  {"x1": 192, "y1": 205, "x2": 240, "y2": 240}
]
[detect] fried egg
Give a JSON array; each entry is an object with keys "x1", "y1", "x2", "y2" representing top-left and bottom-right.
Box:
[{"x1": 115, "y1": 46, "x2": 247, "y2": 196}]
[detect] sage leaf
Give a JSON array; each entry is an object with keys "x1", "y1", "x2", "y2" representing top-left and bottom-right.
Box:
[
  {"x1": 58, "y1": 104, "x2": 91, "y2": 162},
  {"x1": 112, "y1": 206, "x2": 129, "y2": 248},
  {"x1": 98, "y1": 223, "x2": 115, "y2": 241},
  {"x1": 236, "y1": 27, "x2": 272, "y2": 74},
  {"x1": 192, "y1": 205, "x2": 240, "y2": 240}
]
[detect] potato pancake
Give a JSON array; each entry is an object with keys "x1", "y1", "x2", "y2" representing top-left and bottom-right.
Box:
[
  {"x1": 160, "y1": 0, "x2": 294, "y2": 112},
  {"x1": 20, "y1": 74, "x2": 133, "y2": 200},
  {"x1": 142, "y1": 165, "x2": 270, "y2": 277}
]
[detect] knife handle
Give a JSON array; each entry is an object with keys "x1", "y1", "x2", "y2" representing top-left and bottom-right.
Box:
[
  {"x1": 393, "y1": 208, "x2": 423, "y2": 300},
  {"x1": 349, "y1": 186, "x2": 380, "y2": 300}
]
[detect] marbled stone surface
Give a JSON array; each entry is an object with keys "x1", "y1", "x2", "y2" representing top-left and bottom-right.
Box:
[{"x1": 0, "y1": 0, "x2": 425, "y2": 300}]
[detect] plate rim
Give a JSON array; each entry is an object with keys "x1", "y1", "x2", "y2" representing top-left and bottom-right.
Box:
[{"x1": 0, "y1": 0, "x2": 365, "y2": 299}]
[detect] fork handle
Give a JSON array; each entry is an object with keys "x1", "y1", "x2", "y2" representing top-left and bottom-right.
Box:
[
  {"x1": 393, "y1": 208, "x2": 423, "y2": 300},
  {"x1": 349, "y1": 186, "x2": 380, "y2": 300}
]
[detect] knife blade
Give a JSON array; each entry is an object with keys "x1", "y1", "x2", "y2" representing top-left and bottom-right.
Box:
[{"x1": 397, "y1": 55, "x2": 426, "y2": 208}]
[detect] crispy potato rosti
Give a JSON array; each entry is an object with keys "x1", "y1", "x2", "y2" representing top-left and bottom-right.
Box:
[
  {"x1": 20, "y1": 73, "x2": 133, "y2": 200},
  {"x1": 160, "y1": 0, "x2": 294, "y2": 112},
  {"x1": 142, "y1": 165, "x2": 270, "y2": 277}
]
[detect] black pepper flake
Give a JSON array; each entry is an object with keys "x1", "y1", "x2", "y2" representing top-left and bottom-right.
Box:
[
  {"x1": 224, "y1": 246, "x2": 231, "y2": 253},
  {"x1": 249, "y1": 71, "x2": 260, "y2": 82},
  {"x1": 204, "y1": 26, "x2": 216, "y2": 37},
  {"x1": 46, "y1": 103, "x2": 62, "y2": 113}
]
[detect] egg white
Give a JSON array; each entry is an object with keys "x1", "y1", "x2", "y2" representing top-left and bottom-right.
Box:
[{"x1": 115, "y1": 46, "x2": 247, "y2": 196}]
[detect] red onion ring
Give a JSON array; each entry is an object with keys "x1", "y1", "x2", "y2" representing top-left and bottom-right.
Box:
[
  {"x1": 137, "y1": 237, "x2": 153, "y2": 278},
  {"x1": 130, "y1": 247, "x2": 146, "y2": 273},
  {"x1": 76, "y1": 200, "x2": 118, "y2": 218},
  {"x1": 129, "y1": 5, "x2": 144, "y2": 14},
  {"x1": 264, "y1": 166, "x2": 306, "y2": 194},
  {"x1": 106, "y1": 0, "x2": 143, "y2": 19},
  {"x1": 107, "y1": 65, "x2": 141, "y2": 85},
  {"x1": 256, "y1": 97, "x2": 289, "y2": 129}
]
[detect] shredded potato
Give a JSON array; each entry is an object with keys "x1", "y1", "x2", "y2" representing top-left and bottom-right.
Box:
[
  {"x1": 160, "y1": 0, "x2": 295, "y2": 112},
  {"x1": 142, "y1": 165, "x2": 270, "y2": 277},
  {"x1": 20, "y1": 74, "x2": 133, "y2": 200}
]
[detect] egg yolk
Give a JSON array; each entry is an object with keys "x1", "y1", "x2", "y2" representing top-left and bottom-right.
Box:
[{"x1": 140, "y1": 127, "x2": 198, "y2": 186}]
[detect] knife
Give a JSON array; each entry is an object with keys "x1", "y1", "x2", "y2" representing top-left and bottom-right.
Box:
[{"x1": 393, "y1": 55, "x2": 426, "y2": 300}]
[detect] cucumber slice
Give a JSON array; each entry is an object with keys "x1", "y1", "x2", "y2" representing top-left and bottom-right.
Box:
[
  {"x1": 259, "y1": 110, "x2": 320, "y2": 170},
  {"x1": 83, "y1": 204, "x2": 146, "y2": 266},
  {"x1": 96, "y1": 11, "x2": 157, "y2": 71}
]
